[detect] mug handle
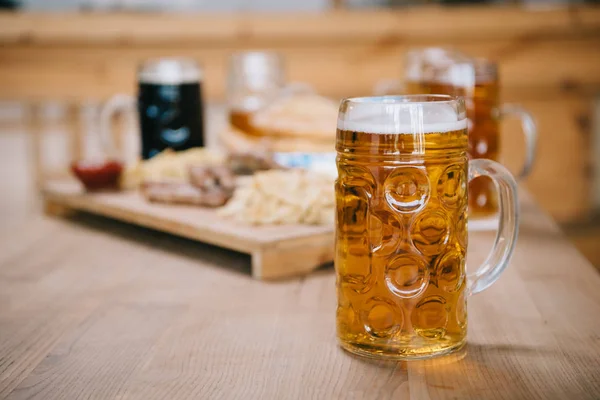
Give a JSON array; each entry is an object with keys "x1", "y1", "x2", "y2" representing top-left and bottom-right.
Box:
[
  {"x1": 99, "y1": 94, "x2": 137, "y2": 159},
  {"x1": 498, "y1": 104, "x2": 538, "y2": 179},
  {"x1": 467, "y1": 158, "x2": 520, "y2": 296}
]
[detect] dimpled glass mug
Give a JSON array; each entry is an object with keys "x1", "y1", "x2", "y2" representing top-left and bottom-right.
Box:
[{"x1": 335, "y1": 95, "x2": 519, "y2": 360}]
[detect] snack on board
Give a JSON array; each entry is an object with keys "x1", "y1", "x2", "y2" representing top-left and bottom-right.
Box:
[
  {"x1": 226, "y1": 151, "x2": 283, "y2": 175},
  {"x1": 71, "y1": 159, "x2": 123, "y2": 192},
  {"x1": 141, "y1": 181, "x2": 229, "y2": 207},
  {"x1": 120, "y1": 148, "x2": 225, "y2": 190},
  {"x1": 221, "y1": 93, "x2": 338, "y2": 154},
  {"x1": 251, "y1": 93, "x2": 338, "y2": 140},
  {"x1": 217, "y1": 169, "x2": 334, "y2": 225},
  {"x1": 220, "y1": 126, "x2": 334, "y2": 154},
  {"x1": 142, "y1": 165, "x2": 236, "y2": 207},
  {"x1": 189, "y1": 165, "x2": 236, "y2": 194}
]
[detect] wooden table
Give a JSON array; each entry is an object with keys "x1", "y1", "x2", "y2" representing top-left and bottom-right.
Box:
[{"x1": 1, "y1": 194, "x2": 600, "y2": 399}]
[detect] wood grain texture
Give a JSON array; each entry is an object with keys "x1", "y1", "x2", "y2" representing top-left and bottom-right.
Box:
[
  {"x1": 0, "y1": 7, "x2": 597, "y2": 44},
  {"x1": 1, "y1": 7, "x2": 598, "y2": 223},
  {"x1": 0, "y1": 7, "x2": 598, "y2": 102},
  {"x1": 43, "y1": 179, "x2": 334, "y2": 280},
  {"x1": 564, "y1": 220, "x2": 600, "y2": 268},
  {"x1": 1, "y1": 36, "x2": 599, "y2": 102},
  {"x1": 0, "y1": 193, "x2": 599, "y2": 399},
  {"x1": 26, "y1": 104, "x2": 43, "y2": 190},
  {"x1": 500, "y1": 98, "x2": 593, "y2": 221}
]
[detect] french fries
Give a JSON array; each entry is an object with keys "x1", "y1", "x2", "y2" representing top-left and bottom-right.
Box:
[{"x1": 218, "y1": 169, "x2": 334, "y2": 226}]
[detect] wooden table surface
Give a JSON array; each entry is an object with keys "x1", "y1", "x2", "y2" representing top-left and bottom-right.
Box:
[{"x1": 1, "y1": 192, "x2": 600, "y2": 399}]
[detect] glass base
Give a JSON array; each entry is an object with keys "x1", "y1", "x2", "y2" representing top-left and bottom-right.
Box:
[{"x1": 339, "y1": 338, "x2": 467, "y2": 361}]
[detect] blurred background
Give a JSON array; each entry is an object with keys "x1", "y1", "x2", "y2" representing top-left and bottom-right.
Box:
[{"x1": 0, "y1": 0, "x2": 599, "y2": 266}]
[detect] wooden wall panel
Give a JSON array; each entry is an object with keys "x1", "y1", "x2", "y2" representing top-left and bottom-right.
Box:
[
  {"x1": 500, "y1": 99, "x2": 593, "y2": 221},
  {"x1": 0, "y1": 7, "x2": 598, "y2": 222},
  {"x1": 0, "y1": 38, "x2": 598, "y2": 101}
]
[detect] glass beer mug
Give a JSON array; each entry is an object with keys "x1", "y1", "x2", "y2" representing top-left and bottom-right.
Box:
[
  {"x1": 101, "y1": 58, "x2": 205, "y2": 160},
  {"x1": 468, "y1": 59, "x2": 536, "y2": 217},
  {"x1": 227, "y1": 51, "x2": 285, "y2": 135},
  {"x1": 403, "y1": 48, "x2": 537, "y2": 220},
  {"x1": 404, "y1": 47, "x2": 475, "y2": 98},
  {"x1": 335, "y1": 95, "x2": 519, "y2": 359}
]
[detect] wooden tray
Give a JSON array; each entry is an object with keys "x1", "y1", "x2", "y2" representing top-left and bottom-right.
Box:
[{"x1": 43, "y1": 180, "x2": 334, "y2": 280}]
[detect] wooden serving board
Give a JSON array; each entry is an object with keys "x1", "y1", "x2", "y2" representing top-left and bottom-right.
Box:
[{"x1": 43, "y1": 180, "x2": 334, "y2": 280}]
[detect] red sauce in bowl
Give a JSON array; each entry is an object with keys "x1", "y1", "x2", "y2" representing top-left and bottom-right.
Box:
[{"x1": 71, "y1": 160, "x2": 123, "y2": 191}]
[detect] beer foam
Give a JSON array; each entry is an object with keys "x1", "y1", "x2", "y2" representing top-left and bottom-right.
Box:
[
  {"x1": 338, "y1": 100, "x2": 467, "y2": 134},
  {"x1": 139, "y1": 58, "x2": 202, "y2": 85},
  {"x1": 338, "y1": 118, "x2": 467, "y2": 134}
]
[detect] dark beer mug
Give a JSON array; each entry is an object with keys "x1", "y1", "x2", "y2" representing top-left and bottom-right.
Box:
[{"x1": 100, "y1": 58, "x2": 205, "y2": 160}]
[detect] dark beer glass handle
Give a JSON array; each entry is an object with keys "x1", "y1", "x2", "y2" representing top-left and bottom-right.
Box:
[
  {"x1": 467, "y1": 159, "x2": 520, "y2": 296},
  {"x1": 99, "y1": 94, "x2": 137, "y2": 159},
  {"x1": 498, "y1": 104, "x2": 538, "y2": 179}
]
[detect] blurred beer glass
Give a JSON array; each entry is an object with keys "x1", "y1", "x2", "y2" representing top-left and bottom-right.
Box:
[
  {"x1": 227, "y1": 51, "x2": 285, "y2": 135},
  {"x1": 404, "y1": 48, "x2": 475, "y2": 99},
  {"x1": 224, "y1": 50, "x2": 335, "y2": 175},
  {"x1": 374, "y1": 48, "x2": 474, "y2": 97},
  {"x1": 100, "y1": 58, "x2": 205, "y2": 160},
  {"x1": 403, "y1": 48, "x2": 537, "y2": 220}
]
